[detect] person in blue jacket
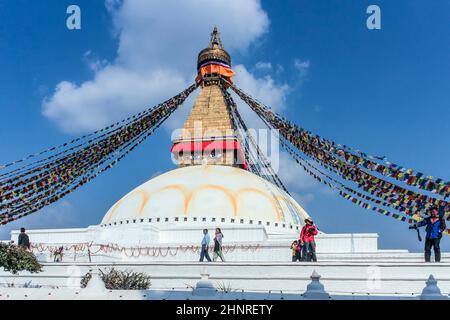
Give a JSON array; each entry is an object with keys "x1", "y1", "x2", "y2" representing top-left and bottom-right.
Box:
[{"x1": 410, "y1": 207, "x2": 446, "y2": 262}]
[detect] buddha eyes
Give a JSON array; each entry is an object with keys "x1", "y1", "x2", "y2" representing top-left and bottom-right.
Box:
[
  {"x1": 210, "y1": 152, "x2": 222, "y2": 159},
  {"x1": 184, "y1": 151, "x2": 223, "y2": 160}
]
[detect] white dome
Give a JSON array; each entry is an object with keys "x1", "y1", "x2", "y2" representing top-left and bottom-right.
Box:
[{"x1": 101, "y1": 165, "x2": 310, "y2": 226}]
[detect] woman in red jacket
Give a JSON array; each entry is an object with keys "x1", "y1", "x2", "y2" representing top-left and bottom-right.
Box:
[{"x1": 300, "y1": 218, "x2": 318, "y2": 262}]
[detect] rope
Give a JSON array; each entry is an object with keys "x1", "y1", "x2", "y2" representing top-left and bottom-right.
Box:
[
  {"x1": 0, "y1": 84, "x2": 198, "y2": 225},
  {"x1": 225, "y1": 79, "x2": 449, "y2": 230}
]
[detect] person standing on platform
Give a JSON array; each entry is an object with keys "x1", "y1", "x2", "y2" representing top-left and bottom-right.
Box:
[
  {"x1": 213, "y1": 228, "x2": 225, "y2": 262},
  {"x1": 54, "y1": 246, "x2": 64, "y2": 262},
  {"x1": 410, "y1": 207, "x2": 446, "y2": 262},
  {"x1": 18, "y1": 227, "x2": 30, "y2": 250},
  {"x1": 290, "y1": 240, "x2": 301, "y2": 262},
  {"x1": 296, "y1": 239, "x2": 303, "y2": 261},
  {"x1": 300, "y1": 219, "x2": 318, "y2": 262},
  {"x1": 199, "y1": 229, "x2": 212, "y2": 262}
]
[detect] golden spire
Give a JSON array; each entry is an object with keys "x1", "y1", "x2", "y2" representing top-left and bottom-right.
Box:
[
  {"x1": 197, "y1": 27, "x2": 231, "y2": 70},
  {"x1": 171, "y1": 28, "x2": 244, "y2": 169},
  {"x1": 209, "y1": 26, "x2": 223, "y2": 49}
]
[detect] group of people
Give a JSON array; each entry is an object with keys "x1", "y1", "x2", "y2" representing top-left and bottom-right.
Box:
[
  {"x1": 199, "y1": 228, "x2": 225, "y2": 262},
  {"x1": 291, "y1": 218, "x2": 318, "y2": 262},
  {"x1": 199, "y1": 221, "x2": 319, "y2": 264},
  {"x1": 16, "y1": 206, "x2": 447, "y2": 265},
  {"x1": 292, "y1": 207, "x2": 447, "y2": 263}
]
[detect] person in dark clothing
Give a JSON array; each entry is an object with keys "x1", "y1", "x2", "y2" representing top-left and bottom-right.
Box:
[
  {"x1": 18, "y1": 227, "x2": 30, "y2": 250},
  {"x1": 54, "y1": 246, "x2": 64, "y2": 262},
  {"x1": 290, "y1": 240, "x2": 301, "y2": 262},
  {"x1": 410, "y1": 207, "x2": 446, "y2": 262},
  {"x1": 213, "y1": 228, "x2": 225, "y2": 262},
  {"x1": 296, "y1": 239, "x2": 303, "y2": 261}
]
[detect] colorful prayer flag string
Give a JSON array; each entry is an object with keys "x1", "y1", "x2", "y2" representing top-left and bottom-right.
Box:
[{"x1": 0, "y1": 84, "x2": 198, "y2": 225}]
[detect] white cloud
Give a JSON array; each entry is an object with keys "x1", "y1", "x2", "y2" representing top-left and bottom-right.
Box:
[
  {"x1": 291, "y1": 192, "x2": 315, "y2": 209},
  {"x1": 234, "y1": 64, "x2": 289, "y2": 111},
  {"x1": 231, "y1": 64, "x2": 290, "y2": 130},
  {"x1": 43, "y1": 66, "x2": 187, "y2": 133},
  {"x1": 43, "y1": 0, "x2": 270, "y2": 133},
  {"x1": 163, "y1": 90, "x2": 199, "y2": 133},
  {"x1": 275, "y1": 64, "x2": 285, "y2": 74},
  {"x1": 109, "y1": 0, "x2": 269, "y2": 73},
  {"x1": 277, "y1": 152, "x2": 318, "y2": 191},
  {"x1": 293, "y1": 58, "x2": 310, "y2": 84},
  {"x1": 0, "y1": 201, "x2": 77, "y2": 240},
  {"x1": 83, "y1": 50, "x2": 108, "y2": 72}
]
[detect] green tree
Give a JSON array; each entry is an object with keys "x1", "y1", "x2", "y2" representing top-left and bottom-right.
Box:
[{"x1": 0, "y1": 242, "x2": 42, "y2": 274}]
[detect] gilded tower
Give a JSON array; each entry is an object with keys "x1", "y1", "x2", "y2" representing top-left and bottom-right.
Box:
[{"x1": 171, "y1": 28, "x2": 247, "y2": 169}]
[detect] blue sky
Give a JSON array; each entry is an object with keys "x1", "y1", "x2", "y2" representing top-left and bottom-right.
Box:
[{"x1": 0, "y1": 0, "x2": 449, "y2": 252}]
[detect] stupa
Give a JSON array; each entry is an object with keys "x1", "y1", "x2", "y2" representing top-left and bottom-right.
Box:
[
  {"x1": 3, "y1": 28, "x2": 450, "y2": 297},
  {"x1": 9, "y1": 28, "x2": 387, "y2": 262}
]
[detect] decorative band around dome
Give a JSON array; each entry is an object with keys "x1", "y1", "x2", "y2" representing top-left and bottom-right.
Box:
[
  {"x1": 197, "y1": 48, "x2": 231, "y2": 70},
  {"x1": 101, "y1": 165, "x2": 309, "y2": 226}
]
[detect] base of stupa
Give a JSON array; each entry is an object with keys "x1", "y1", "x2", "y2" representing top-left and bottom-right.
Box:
[
  {"x1": 1, "y1": 259, "x2": 449, "y2": 296},
  {"x1": 5, "y1": 223, "x2": 449, "y2": 296},
  {"x1": 11, "y1": 222, "x2": 384, "y2": 263}
]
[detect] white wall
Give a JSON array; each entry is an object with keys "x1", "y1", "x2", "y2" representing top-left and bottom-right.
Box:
[
  {"x1": 10, "y1": 222, "x2": 381, "y2": 264},
  {"x1": 1, "y1": 261, "x2": 449, "y2": 296}
]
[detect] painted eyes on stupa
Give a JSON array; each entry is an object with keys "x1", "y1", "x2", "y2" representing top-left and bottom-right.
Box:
[
  {"x1": 184, "y1": 152, "x2": 223, "y2": 160},
  {"x1": 210, "y1": 152, "x2": 222, "y2": 159}
]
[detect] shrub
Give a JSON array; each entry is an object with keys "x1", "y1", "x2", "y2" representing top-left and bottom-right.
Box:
[
  {"x1": 216, "y1": 281, "x2": 235, "y2": 293},
  {"x1": 81, "y1": 268, "x2": 151, "y2": 290},
  {"x1": 80, "y1": 271, "x2": 92, "y2": 288},
  {"x1": 0, "y1": 242, "x2": 42, "y2": 274}
]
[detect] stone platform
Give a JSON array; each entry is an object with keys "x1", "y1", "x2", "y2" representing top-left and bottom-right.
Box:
[
  {"x1": 1, "y1": 258, "x2": 449, "y2": 297},
  {"x1": 5, "y1": 214, "x2": 448, "y2": 297}
]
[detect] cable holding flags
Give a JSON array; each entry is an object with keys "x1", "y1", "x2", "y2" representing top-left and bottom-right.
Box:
[
  {"x1": 0, "y1": 83, "x2": 198, "y2": 225},
  {"x1": 225, "y1": 78, "x2": 450, "y2": 233}
]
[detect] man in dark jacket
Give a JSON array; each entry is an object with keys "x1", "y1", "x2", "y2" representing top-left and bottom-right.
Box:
[
  {"x1": 410, "y1": 207, "x2": 446, "y2": 262},
  {"x1": 17, "y1": 227, "x2": 30, "y2": 250}
]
